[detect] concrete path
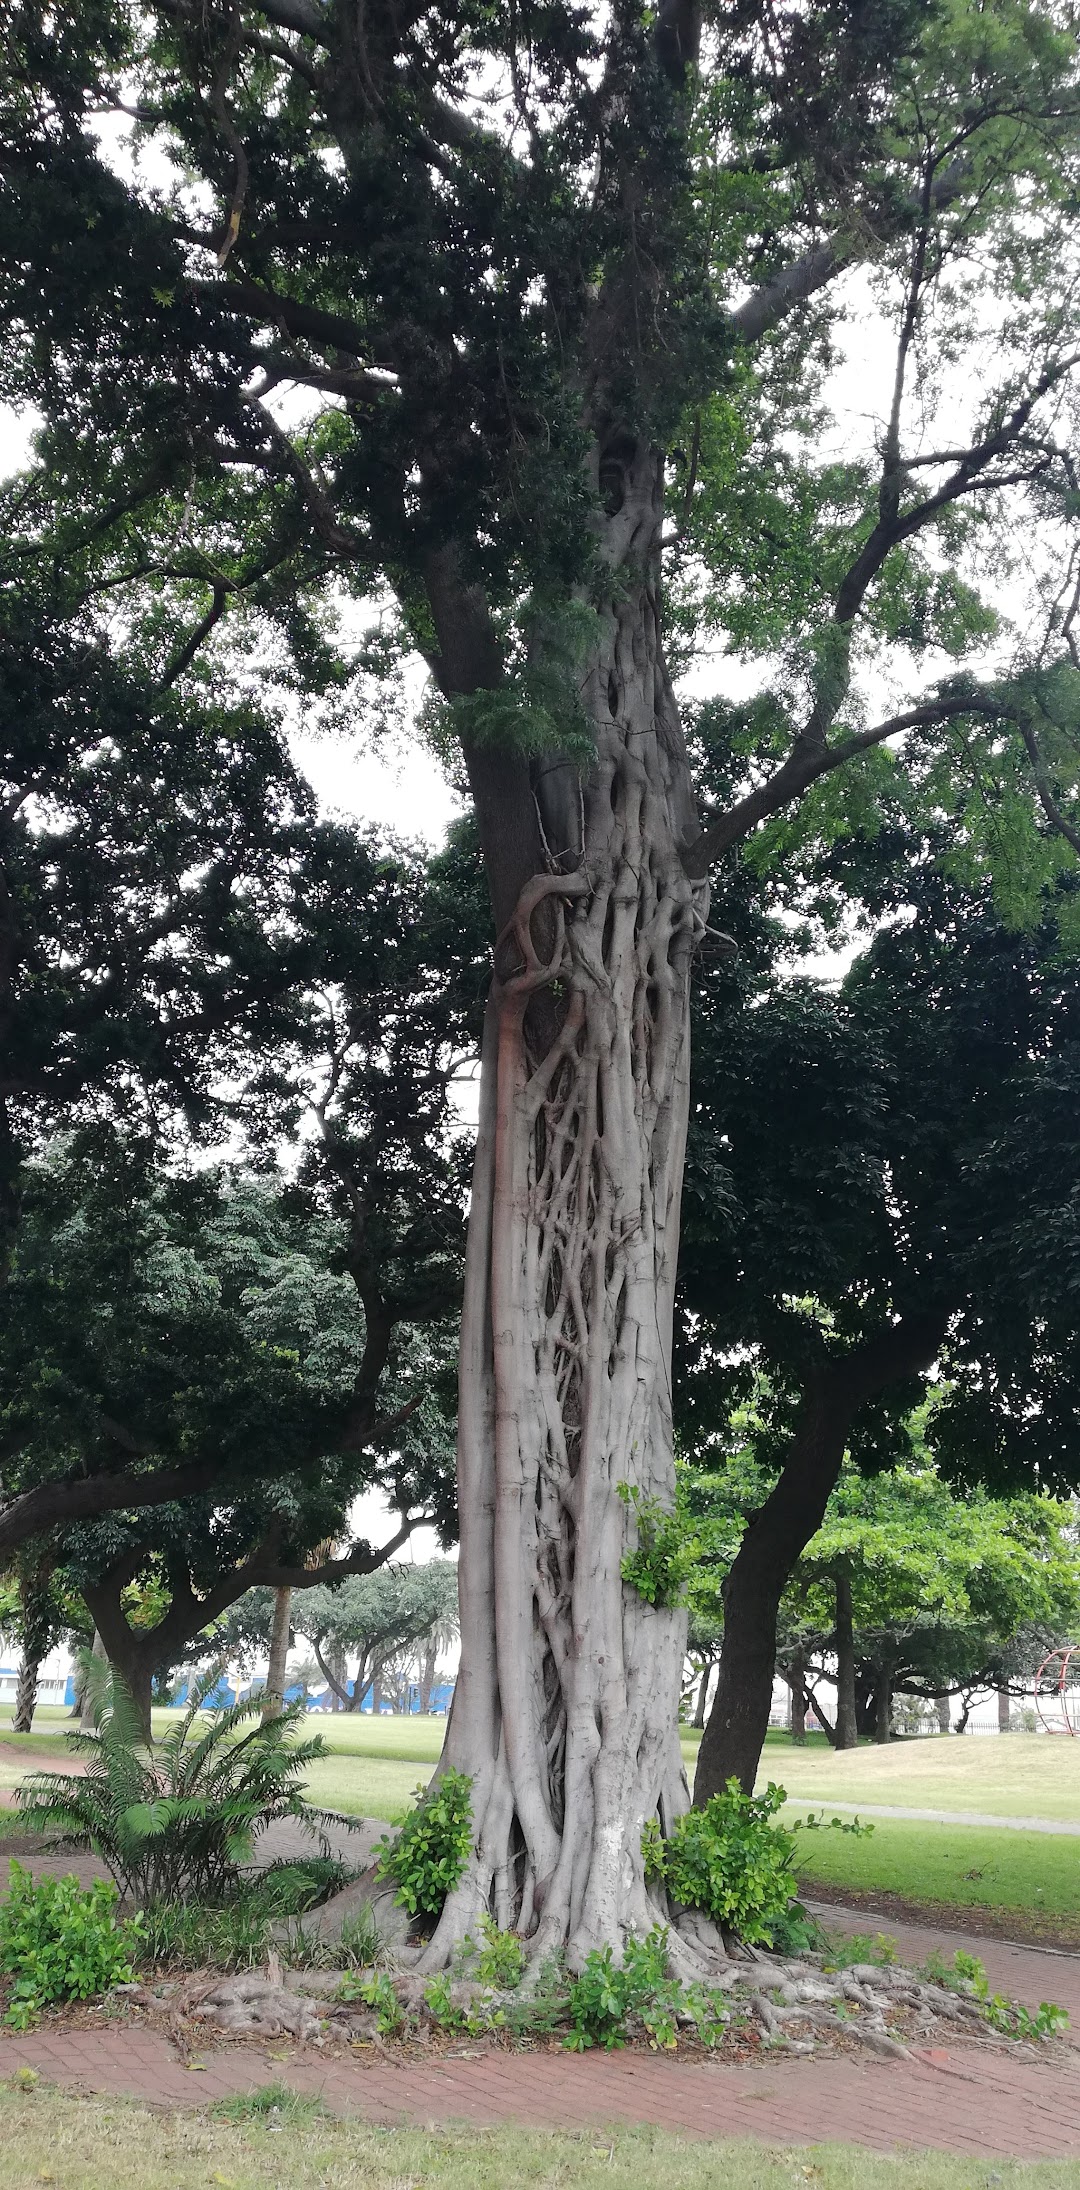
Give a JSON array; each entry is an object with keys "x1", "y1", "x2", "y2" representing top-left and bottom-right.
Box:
[{"x1": 786, "y1": 1794, "x2": 1080, "y2": 1834}]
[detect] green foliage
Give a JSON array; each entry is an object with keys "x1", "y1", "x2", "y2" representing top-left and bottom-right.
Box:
[
  {"x1": 618, "y1": 1484, "x2": 695, "y2": 1609},
  {"x1": 566, "y1": 1927, "x2": 673, "y2": 2051},
  {"x1": 137, "y1": 1860, "x2": 355, "y2": 1974},
  {"x1": 791, "y1": 1811, "x2": 875, "y2": 1839},
  {"x1": 474, "y1": 1915, "x2": 526, "y2": 1989},
  {"x1": 0, "y1": 1861, "x2": 141, "y2": 2029},
  {"x1": 820, "y1": 1930, "x2": 899, "y2": 1971},
  {"x1": 374, "y1": 1766, "x2": 473, "y2": 1920},
  {"x1": 565, "y1": 1927, "x2": 733, "y2": 2053},
  {"x1": 15, "y1": 1667, "x2": 349, "y2": 1904},
  {"x1": 640, "y1": 1814, "x2": 667, "y2": 1883},
  {"x1": 919, "y1": 1946, "x2": 1067, "y2": 2040},
  {"x1": 337, "y1": 1968, "x2": 405, "y2": 2035},
  {"x1": 664, "y1": 1782, "x2": 799, "y2": 1947}
]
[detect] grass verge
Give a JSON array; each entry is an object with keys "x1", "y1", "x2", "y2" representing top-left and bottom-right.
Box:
[
  {"x1": 793, "y1": 1814, "x2": 1080, "y2": 1939},
  {"x1": 3, "y1": 2087, "x2": 1080, "y2": 2190}
]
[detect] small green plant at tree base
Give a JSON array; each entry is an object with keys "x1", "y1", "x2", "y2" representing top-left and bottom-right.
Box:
[
  {"x1": 0, "y1": 1862, "x2": 143, "y2": 2029},
  {"x1": 664, "y1": 1780, "x2": 799, "y2": 1947},
  {"x1": 374, "y1": 1767, "x2": 473, "y2": 1920},
  {"x1": 820, "y1": 1930, "x2": 898, "y2": 1971},
  {"x1": 474, "y1": 1915, "x2": 526, "y2": 1988},
  {"x1": 336, "y1": 1968, "x2": 405, "y2": 2035},
  {"x1": 641, "y1": 1814, "x2": 667, "y2": 1882},
  {"x1": 565, "y1": 1926, "x2": 731, "y2": 2052},
  {"x1": 422, "y1": 1970, "x2": 465, "y2": 2030},
  {"x1": 984, "y1": 1995, "x2": 1069, "y2": 2041}
]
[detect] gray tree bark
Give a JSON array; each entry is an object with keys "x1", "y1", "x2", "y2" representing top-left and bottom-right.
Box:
[
  {"x1": 935, "y1": 1694, "x2": 952, "y2": 1735},
  {"x1": 997, "y1": 1689, "x2": 1011, "y2": 1733},
  {"x1": 261, "y1": 1585, "x2": 292, "y2": 1722},
  {"x1": 12, "y1": 1654, "x2": 38, "y2": 1733},
  {"x1": 426, "y1": 443, "x2": 709, "y2": 1976},
  {"x1": 788, "y1": 1658, "x2": 808, "y2": 1744},
  {"x1": 79, "y1": 1631, "x2": 107, "y2": 1731},
  {"x1": 833, "y1": 1572, "x2": 859, "y2": 1750}
]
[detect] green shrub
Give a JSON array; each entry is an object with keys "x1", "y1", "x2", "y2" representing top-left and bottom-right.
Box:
[
  {"x1": 567, "y1": 1926, "x2": 677, "y2": 2050},
  {"x1": 664, "y1": 1780, "x2": 798, "y2": 1946},
  {"x1": 374, "y1": 1767, "x2": 473, "y2": 1920},
  {"x1": 0, "y1": 1861, "x2": 142, "y2": 2029},
  {"x1": 474, "y1": 1915, "x2": 525, "y2": 1988},
  {"x1": 15, "y1": 1665, "x2": 354, "y2": 1905}
]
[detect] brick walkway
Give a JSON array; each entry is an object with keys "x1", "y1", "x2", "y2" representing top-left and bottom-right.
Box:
[
  {"x1": 4, "y1": 1854, "x2": 1080, "y2": 2157},
  {"x1": 2, "y1": 2021, "x2": 1080, "y2": 2156}
]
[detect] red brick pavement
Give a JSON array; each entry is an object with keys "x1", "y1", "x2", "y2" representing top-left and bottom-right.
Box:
[{"x1": 2, "y1": 2022, "x2": 1080, "y2": 2157}]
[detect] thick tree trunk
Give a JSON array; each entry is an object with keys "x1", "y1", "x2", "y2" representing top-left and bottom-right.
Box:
[
  {"x1": 427, "y1": 457, "x2": 708, "y2": 1973},
  {"x1": 833, "y1": 1573, "x2": 858, "y2": 1750},
  {"x1": 12, "y1": 1654, "x2": 38, "y2": 1733},
  {"x1": 261, "y1": 1585, "x2": 292, "y2": 1722},
  {"x1": 935, "y1": 1694, "x2": 951, "y2": 1735}
]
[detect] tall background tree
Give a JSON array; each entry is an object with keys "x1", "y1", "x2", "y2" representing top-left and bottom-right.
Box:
[{"x1": 4, "y1": 0, "x2": 1080, "y2": 1966}]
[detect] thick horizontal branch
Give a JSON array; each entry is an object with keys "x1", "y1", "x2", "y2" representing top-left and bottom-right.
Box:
[
  {"x1": 694, "y1": 695, "x2": 1007, "y2": 865},
  {"x1": 0, "y1": 1460, "x2": 224, "y2": 1556}
]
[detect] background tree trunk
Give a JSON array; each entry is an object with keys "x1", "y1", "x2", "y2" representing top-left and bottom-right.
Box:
[
  {"x1": 79, "y1": 1631, "x2": 107, "y2": 1730},
  {"x1": 875, "y1": 1672, "x2": 892, "y2": 1744},
  {"x1": 12, "y1": 1653, "x2": 38, "y2": 1733},
  {"x1": 788, "y1": 1657, "x2": 808, "y2": 1743},
  {"x1": 935, "y1": 1694, "x2": 952, "y2": 1735},
  {"x1": 261, "y1": 1585, "x2": 292, "y2": 1721},
  {"x1": 997, "y1": 1689, "x2": 1011, "y2": 1733},
  {"x1": 833, "y1": 1572, "x2": 858, "y2": 1750},
  {"x1": 693, "y1": 1661, "x2": 714, "y2": 1730},
  {"x1": 695, "y1": 1312, "x2": 944, "y2": 1801},
  {"x1": 419, "y1": 1639, "x2": 437, "y2": 1715}
]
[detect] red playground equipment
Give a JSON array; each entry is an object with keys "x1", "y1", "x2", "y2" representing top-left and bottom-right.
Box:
[{"x1": 1035, "y1": 1645, "x2": 1080, "y2": 1734}]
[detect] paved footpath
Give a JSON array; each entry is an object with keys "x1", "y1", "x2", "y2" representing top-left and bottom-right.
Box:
[
  {"x1": 3, "y1": 2018, "x2": 1080, "y2": 2157},
  {"x1": 786, "y1": 1794, "x2": 1080, "y2": 1835},
  {"x1": 5, "y1": 1907, "x2": 1080, "y2": 2161}
]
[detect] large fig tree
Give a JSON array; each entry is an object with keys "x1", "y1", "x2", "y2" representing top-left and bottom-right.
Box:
[{"x1": 4, "y1": 0, "x2": 1080, "y2": 1968}]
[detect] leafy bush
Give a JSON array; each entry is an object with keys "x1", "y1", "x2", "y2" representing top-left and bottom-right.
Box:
[
  {"x1": 0, "y1": 1861, "x2": 142, "y2": 2029},
  {"x1": 15, "y1": 1666, "x2": 352, "y2": 1905},
  {"x1": 474, "y1": 1915, "x2": 526, "y2": 1988},
  {"x1": 337, "y1": 1968, "x2": 405, "y2": 2034},
  {"x1": 664, "y1": 1780, "x2": 799, "y2": 1946},
  {"x1": 374, "y1": 1767, "x2": 473, "y2": 1920},
  {"x1": 565, "y1": 1926, "x2": 731, "y2": 2052}
]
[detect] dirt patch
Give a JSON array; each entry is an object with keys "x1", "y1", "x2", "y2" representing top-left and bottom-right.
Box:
[{"x1": 805, "y1": 1880, "x2": 1080, "y2": 1952}]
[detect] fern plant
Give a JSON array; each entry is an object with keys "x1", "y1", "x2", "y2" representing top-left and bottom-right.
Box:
[{"x1": 14, "y1": 1664, "x2": 354, "y2": 1904}]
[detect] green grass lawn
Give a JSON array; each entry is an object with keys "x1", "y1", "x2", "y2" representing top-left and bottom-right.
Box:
[
  {"x1": 756, "y1": 1729, "x2": 1080, "y2": 1821},
  {"x1": 789, "y1": 1811, "x2": 1080, "y2": 1924},
  {"x1": 5, "y1": 1705, "x2": 1079, "y2": 1934},
  {"x1": 3, "y1": 2088, "x2": 1080, "y2": 2190}
]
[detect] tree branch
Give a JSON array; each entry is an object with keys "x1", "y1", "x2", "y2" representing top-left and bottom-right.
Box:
[{"x1": 695, "y1": 693, "x2": 1014, "y2": 865}]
